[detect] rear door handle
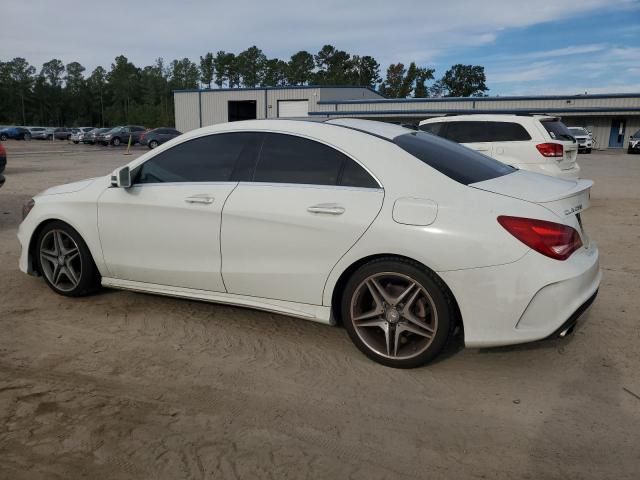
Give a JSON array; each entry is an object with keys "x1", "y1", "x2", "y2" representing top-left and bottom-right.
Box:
[
  {"x1": 307, "y1": 204, "x2": 345, "y2": 215},
  {"x1": 185, "y1": 194, "x2": 214, "y2": 204}
]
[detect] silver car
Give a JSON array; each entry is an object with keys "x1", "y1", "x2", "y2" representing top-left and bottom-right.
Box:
[
  {"x1": 70, "y1": 127, "x2": 96, "y2": 144},
  {"x1": 568, "y1": 127, "x2": 593, "y2": 154},
  {"x1": 32, "y1": 127, "x2": 56, "y2": 140}
]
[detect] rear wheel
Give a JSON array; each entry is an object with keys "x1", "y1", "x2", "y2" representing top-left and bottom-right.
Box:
[
  {"x1": 37, "y1": 221, "x2": 100, "y2": 297},
  {"x1": 111, "y1": 137, "x2": 121, "y2": 146},
  {"x1": 341, "y1": 258, "x2": 453, "y2": 368},
  {"x1": 0, "y1": 133, "x2": 7, "y2": 141},
  {"x1": 148, "y1": 140, "x2": 159, "y2": 149}
]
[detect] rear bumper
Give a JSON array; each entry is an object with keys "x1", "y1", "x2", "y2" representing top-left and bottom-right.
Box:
[
  {"x1": 440, "y1": 243, "x2": 601, "y2": 348},
  {"x1": 545, "y1": 290, "x2": 598, "y2": 339}
]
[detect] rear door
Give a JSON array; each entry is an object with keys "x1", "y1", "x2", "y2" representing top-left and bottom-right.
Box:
[
  {"x1": 221, "y1": 132, "x2": 384, "y2": 305},
  {"x1": 487, "y1": 121, "x2": 533, "y2": 167}
]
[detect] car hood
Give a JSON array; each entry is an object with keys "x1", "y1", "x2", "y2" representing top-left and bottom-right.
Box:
[
  {"x1": 471, "y1": 170, "x2": 593, "y2": 218},
  {"x1": 39, "y1": 178, "x2": 96, "y2": 196}
]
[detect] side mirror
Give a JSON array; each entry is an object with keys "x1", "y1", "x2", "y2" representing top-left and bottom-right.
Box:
[{"x1": 111, "y1": 166, "x2": 131, "y2": 188}]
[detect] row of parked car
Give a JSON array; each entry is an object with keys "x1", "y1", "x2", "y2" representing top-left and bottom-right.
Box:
[{"x1": 0, "y1": 125, "x2": 182, "y2": 149}]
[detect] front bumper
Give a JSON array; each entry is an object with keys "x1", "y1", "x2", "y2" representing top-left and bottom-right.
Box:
[{"x1": 440, "y1": 243, "x2": 601, "y2": 348}]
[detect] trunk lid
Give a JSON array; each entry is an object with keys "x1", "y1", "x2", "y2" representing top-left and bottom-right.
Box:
[{"x1": 470, "y1": 170, "x2": 592, "y2": 219}]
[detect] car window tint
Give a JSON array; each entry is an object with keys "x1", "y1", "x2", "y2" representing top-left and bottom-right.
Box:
[
  {"x1": 419, "y1": 122, "x2": 446, "y2": 136},
  {"x1": 444, "y1": 121, "x2": 491, "y2": 143},
  {"x1": 540, "y1": 120, "x2": 574, "y2": 141},
  {"x1": 136, "y1": 133, "x2": 258, "y2": 184},
  {"x1": 394, "y1": 131, "x2": 514, "y2": 185},
  {"x1": 253, "y1": 133, "x2": 344, "y2": 186},
  {"x1": 339, "y1": 160, "x2": 379, "y2": 188},
  {"x1": 487, "y1": 122, "x2": 531, "y2": 141}
]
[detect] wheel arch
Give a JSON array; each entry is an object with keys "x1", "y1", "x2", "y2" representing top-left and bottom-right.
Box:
[
  {"x1": 28, "y1": 218, "x2": 99, "y2": 276},
  {"x1": 329, "y1": 253, "x2": 463, "y2": 332}
]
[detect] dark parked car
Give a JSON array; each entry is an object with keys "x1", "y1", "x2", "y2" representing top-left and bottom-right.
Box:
[
  {"x1": 139, "y1": 127, "x2": 182, "y2": 149},
  {"x1": 0, "y1": 142, "x2": 6, "y2": 187},
  {"x1": 0, "y1": 127, "x2": 32, "y2": 141},
  {"x1": 84, "y1": 127, "x2": 110, "y2": 145},
  {"x1": 53, "y1": 128, "x2": 72, "y2": 140},
  {"x1": 97, "y1": 125, "x2": 146, "y2": 146}
]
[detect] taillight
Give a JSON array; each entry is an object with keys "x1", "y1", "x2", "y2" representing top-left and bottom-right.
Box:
[
  {"x1": 536, "y1": 142, "x2": 563, "y2": 158},
  {"x1": 498, "y1": 216, "x2": 582, "y2": 260}
]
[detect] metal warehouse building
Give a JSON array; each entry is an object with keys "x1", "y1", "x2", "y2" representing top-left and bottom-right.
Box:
[{"x1": 174, "y1": 87, "x2": 640, "y2": 150}]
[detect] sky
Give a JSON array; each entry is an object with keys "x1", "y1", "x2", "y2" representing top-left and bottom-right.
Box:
[{"x1": 2, "y1": 0, "x2": 639, "y2": 96}]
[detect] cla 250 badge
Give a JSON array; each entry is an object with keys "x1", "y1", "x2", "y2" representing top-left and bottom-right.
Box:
[{"x1": 565, "y1": 204, "x2": 583, "y2": 215}]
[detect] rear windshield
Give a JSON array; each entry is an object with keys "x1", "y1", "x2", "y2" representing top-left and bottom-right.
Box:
[
  {"x1": 394, "y1": 131, "x2": 515, "y2": 185},
  {"x1": 540, "y1": 120, "x2": 574, "y2": 141}
]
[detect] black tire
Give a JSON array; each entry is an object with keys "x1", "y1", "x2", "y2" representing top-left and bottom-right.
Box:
[
  {"x1": 586, "y1": 148, "x2": 591, "y2": 154},
  {"x1": 73, "y1": 140, "x2": 79, "y2": 144},
  {"x1": 111, "y1": 137, "x2": 121, "y2": 146},
  {"x1": 341, "y1": 257, "x2": 454, "y2": 368},
  {"x1": 148, "y1": 140, "x2": 159, "y2": 149},
  {"x1": 0, "y1": 133, "x2": 7, "y2": 141},
  {"x1": 36, "y1": 221, "x2": 100, "y2": 297}
]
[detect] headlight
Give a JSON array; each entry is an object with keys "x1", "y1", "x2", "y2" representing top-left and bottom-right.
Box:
[
  {"x1": 105, "y1": 134, "x2": 112, "y2": 139},
  {"x1": 22, "y1": 198, "x2": 35, "y2": 220}
]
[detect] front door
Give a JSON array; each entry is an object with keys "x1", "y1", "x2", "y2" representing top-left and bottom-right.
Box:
[
  {"x1": 97, "y1": 132, "x2": 262, "y2": 291},
  {"x1": 608, "y1": 119, "x2": 626, "y2": 148},
  {"x1": 221, "y1": 132, "x2": 384, "y2": 305}
]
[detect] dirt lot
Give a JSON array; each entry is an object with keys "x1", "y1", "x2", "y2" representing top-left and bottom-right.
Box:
[{"x1": 0, "y1": 140, "x2": 638, "y2": 479}]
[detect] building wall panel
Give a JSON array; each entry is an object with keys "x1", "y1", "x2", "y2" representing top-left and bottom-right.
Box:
[{"x1": 174, "y1": 92, "x2": 201, "y2": 133}]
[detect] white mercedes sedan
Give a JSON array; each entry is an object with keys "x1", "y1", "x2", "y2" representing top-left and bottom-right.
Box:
[{"x1": 18, "y1": 119, "x2": 601, "y2": 368}]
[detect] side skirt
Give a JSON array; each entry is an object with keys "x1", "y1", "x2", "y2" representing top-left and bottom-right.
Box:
[{"x1": 101, "y1": 277, "x2": 334, "y2": 325}]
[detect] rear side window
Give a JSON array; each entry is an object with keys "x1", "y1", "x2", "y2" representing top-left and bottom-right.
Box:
[
  {"x1": 135, "y1": 133, "x2": 259, "y2": 184},
  {"x1": 487, "y1": 122, "x2": 531, "y2": 141},
  {"x1": 254, "y1": 133, "x2": 378, "y2": 188},
  {"x1": 419, "y1": 122, "x2": 446, "y2": 136},
  {"x1": 540, "y1": 120, "x2": 574, "y2": 141},
  {"x1": 444, "y1": 121, "x2": 490, "y2": 143},
  {"x1": 394, "y1": 131, "x2": 514, "y2": 185}
]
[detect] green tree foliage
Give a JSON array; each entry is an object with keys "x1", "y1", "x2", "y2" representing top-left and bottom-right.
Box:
[
  {"x1": 237, "y1": 46, "x2": 267, "y2": 87},
  {"x1": 438, "y1": 64, "x2": 489, "y2": 97},
  {"x1": 0, "y1": 47, "x2": 488, "y2": 127},
  {"x1": 262, "y1": 59, "x2": 288, "y2": 86},
  {"x1": 199, "y1": 52, "x2": 215, "y2": 89},
  {"x1": 286, "y1": 51, "x2": 314, "y2": 85}
]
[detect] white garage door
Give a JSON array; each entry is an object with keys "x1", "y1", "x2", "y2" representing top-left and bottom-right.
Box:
[{"x1": 278, "y1": 100, "x2": 308, "y2": 118}]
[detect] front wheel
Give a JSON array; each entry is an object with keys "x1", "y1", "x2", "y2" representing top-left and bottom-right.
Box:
[
  {"x1": 37, "y1": 221, "x2": 100, "y2": 297},
  {"x1": 341, "y1": 258, "x2": 453, "y2": 368},
  {"x1": 0, "y1": 133, "x2": 7, "y2": 141},
  {"x1": 586, "y1": 148, "x2": 592, "y2": 154},
  {"x1": 111, "y1": 137, "x2": 121, "y2": 146},
  {"x1": 148, "y1": 140, "x2": 159, "y2": 149}
]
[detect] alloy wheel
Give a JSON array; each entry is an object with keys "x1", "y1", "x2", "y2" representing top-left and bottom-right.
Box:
[
  {"x1": 39, "y1": 229, "x2": 83, "y2": 292},
  {"x1": 350, "y1": 272, "x2": 438, "y2": 360}
]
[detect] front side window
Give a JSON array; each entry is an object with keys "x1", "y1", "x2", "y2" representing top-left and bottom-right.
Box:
[
  {"x1": 394, "y1": 131, "x2": 514, "y2": 185},
  {"x1": 135, "y1": 133, "x2": 260, "y2": 184},
  {"x1": 253, "y1": 133, "x2": 378, "y2": 188}
]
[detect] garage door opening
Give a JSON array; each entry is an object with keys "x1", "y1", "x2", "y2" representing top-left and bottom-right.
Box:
[
  {"x1": 228, "y1": 101, "x2": 257, "y2": 122},
  {"x1": 277, "y1": 100, "x2": 309, "y2": 118}
]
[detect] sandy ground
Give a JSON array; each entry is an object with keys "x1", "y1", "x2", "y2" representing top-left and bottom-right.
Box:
[{"x1": 0, "y1": 140, "x2": 638, "y2": 479}]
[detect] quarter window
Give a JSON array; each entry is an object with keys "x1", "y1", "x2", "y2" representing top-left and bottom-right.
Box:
[
  {"x1": 487, "y1": 122, "x2": 531, "y2": 141},
  {"x1": 135, "y1": 133, "x2": 259, "y2": 184}
]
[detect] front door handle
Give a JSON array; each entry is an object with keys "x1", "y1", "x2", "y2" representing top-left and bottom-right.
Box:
[
  {"x1": 185, "y1": 194, "x2": 214, "y2": 204},
  {"x1": 307, "y1": 204, "x2": 345, "y2": 215}
]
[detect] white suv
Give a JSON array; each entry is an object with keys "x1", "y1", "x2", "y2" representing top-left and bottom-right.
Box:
[{"x1": 419, "y1": 114, "x2": 580, "y2": 179}]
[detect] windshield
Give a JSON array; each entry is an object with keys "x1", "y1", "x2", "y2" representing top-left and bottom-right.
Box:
[
  {"x1": 540, "y1": 119, "x2": 575, "y2": 142},
  {"x1": 393, "y1": 131, "x2": 515, "y2": 185},
  {"x1": 568, "y1": 127, "x2": 588, "y2": 136}
]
